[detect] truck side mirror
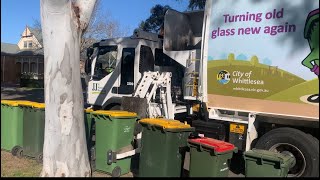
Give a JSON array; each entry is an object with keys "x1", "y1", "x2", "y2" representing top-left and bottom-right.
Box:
[
  {"x1": 85, "y1": 47, "x2": 94, "y2": 74},
  {"x1": 87, "y1": 47, "x2": 94, "y2": 58},
  {"x1": 85, "y1": 58, "x2": 92, "y2": 75}
]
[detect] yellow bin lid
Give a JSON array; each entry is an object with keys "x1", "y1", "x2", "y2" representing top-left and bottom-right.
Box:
[
  {"x1": 1, "y1": 100, "x2": 15, "y2": 105},
  {"x1": 85, "y1": 108, "x2": 94, "y2": 113},
  {"x1": 16, "y1": 100, "x2": 35, "y2": 107},
  {"x1": 139, "y1": 118, "x2": 191, "y2": 129},
  {"x1": 92, "y1": 110, "x2": 137, "y2": 118},
  {"x1": 32, "y1": 102, "x2": 45, "y2": 109},
  {"x1": 1, "y1": 100, "x2": 33, "y2": 107}
]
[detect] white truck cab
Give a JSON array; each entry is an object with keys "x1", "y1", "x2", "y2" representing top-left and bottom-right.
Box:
[{"x1": 85, "y1": 30, "x2": 163, "y2": 109}]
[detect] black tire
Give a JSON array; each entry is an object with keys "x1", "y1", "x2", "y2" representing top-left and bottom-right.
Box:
[
  {"x1": 11, "y1": 146, "x2": 21, "y2": 156},
  {"x1": 36, "y1": 154, "x2": 43, "y2": 163},
  {"x1": 16, "y1": 148, "x2": 24, "y2": 159},
  {"x1": 112, "y1": 166, "x2": 121, "y2": 177},
  {"x1": 255, "y1": 127, "x2": 319, "y2": 177}
]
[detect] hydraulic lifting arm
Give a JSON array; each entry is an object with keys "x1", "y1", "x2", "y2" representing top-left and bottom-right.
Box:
[{"x1": 133, "y1": 71, "x2": 174, "y2": 119}]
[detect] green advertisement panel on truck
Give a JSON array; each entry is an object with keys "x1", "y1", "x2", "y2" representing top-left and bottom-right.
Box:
[{"x1": 198, "y1": 0, "x2": 319, "y2": 177}]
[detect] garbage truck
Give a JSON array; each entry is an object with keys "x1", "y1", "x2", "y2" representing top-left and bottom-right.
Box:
[{"x1": 84, "y1": 0, "x2": 319, "y2": 177}]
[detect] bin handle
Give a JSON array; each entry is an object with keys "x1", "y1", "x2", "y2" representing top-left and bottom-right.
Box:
[
  {"x1": 151, "y1": 125, "x2": 157, "y2": 131},
  {"x1": 102, "y1": 115, "x2": 111, "y2": 121},
  {"x1": 106, "y1": 150, "x2": 116, "y2": 165},
  {"x1": 259, "y1": 157, "x2": 264, "y2": 165},
  {"x1": 198, "y1": 144, "x2": 204, "y2": 152},
  {"x1": 146, "y1": 124, "x2": 152, "y2": 130}
]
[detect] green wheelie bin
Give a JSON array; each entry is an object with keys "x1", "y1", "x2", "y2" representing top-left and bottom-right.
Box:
[
  {"x1": 1, "y1": 100, "x2": 13, "y2": 149},
  {"x1": 138, "y1": 118, "x2": 195, "y2": 177},
  {"x1": 92, "y1": 110, "x2": 138, "y2": 177},
  {"x1": 188, "y1": 137, "x2": 237, "y2": 177},
  {"x1": 84, "y1": 108, "x2": 94, "y2": 150},
  {"x1": 1, "y1": 100, "x2": 31, "y2": 153},
  {"x1": 243, "y1": 149, "x2": 296, "y2": 177},
  {"x1": 17, "y1": 102, "x2": 45, "y2": 162},
  {"x1": 84, "y1": 108, "x2": 95, "y2": 169}
]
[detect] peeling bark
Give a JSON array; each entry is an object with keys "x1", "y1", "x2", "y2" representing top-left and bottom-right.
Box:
[{"x1": 40, "y1": 0, "x2": 96, "y2": 177}]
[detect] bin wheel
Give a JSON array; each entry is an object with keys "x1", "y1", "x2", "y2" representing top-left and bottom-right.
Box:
[
  {"x1": 11, "y1": 146, "x2": 21, "y2": 156},
  {"x1": 112, "y1": 166, "x2": 121, "y2": 177},
  {"x1": 255, "y1": 127, "x2": 319, "y2": 177},
  {"x1": 16, "y1": 148, "x2": 24, "y2": 159},
  {"x1": 36, "y1": 154, "x2": 43, "y2": 163}
]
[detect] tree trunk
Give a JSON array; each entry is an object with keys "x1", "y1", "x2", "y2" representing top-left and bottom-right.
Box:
[{"x1": 40, "y1": 0, "x2": 96, "y2": 177}]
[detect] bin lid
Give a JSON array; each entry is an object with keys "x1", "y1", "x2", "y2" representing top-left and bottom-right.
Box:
[
  {"x1": 31, "y1": 102, "x2": 45, "y2": 109},
  {"x1": 85, "y1": 108, "x2": 94, "y2": 113},
  {"x1": 17, "y1": 101, "x2": 35, "y2": 107},
  {"x1": 188, "y1": 137, "x2": 235, "y2": 153},
  {"x1": 1, "y1": 100, "x2": 32, "y2": 107},
  {"x1": 91, "y1": 110, "x2": 137, "y2": 118},
  {"x1": 139, "y1": 118, "x2": 191, "y2": 129},
  {"x1": 1, "y1": 100, "x2": 15, "y2": 105},
  {"x1": 244, "y1": 149, "x2": 294, "y2": 164}
]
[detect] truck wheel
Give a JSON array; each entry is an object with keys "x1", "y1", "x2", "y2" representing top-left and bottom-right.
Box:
[{"x1": 255, "y1": 127, "x2": 319, "y2": 177}]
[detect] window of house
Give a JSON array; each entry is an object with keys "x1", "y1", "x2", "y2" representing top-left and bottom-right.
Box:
[
  {"x1": 24, "y1": 41, "x2": 27, "y2": 48},
  {"x1": 23, "y1": 62, "x2": 29, "y2": 73},
  {"x1": 28, "y1": 41, "x2": 33, "y2": 48},
  {"x1": 30, "y1": 62, "x2": 37, "y2": 73},
  {"x1": 38, "y1": 62, "x2": 44, "y2": 74}
]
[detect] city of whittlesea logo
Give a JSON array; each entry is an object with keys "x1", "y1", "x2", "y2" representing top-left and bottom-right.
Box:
[{"x1": 217, "y1": 70, "x2": 231, "y2": 84}]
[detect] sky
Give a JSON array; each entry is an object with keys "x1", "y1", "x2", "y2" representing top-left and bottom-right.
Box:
[{"x1": 1, "y1": 0, "x2": 188, "y2": 44}]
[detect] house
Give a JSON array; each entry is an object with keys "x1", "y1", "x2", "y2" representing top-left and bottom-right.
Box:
[
  {"x1": 18, "y1": 26, "x2": 43, "y2": 50},
  {"x1": 1, "y1": 26, "x2": 44, "y2": 85}
]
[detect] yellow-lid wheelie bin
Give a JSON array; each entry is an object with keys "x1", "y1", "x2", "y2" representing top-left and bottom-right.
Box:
[
  {"x1": 1, "y1": 100, "x2": 31, "y2": 154},
  {"x1": 16, "y1": 102, "x2": 45, "y2": 163},
  {"x1": 84, "y1": 108, "x2": 95, "y2": 169},
  {"x1": 91, "y1": 110, "x2": 138, "y2": 177},
  {"x1": 138, "y1": 119, "x2": 195, "y2": 177}
]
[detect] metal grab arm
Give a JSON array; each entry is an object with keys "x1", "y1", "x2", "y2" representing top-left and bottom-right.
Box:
[{"x1": 133, "y1": 71, "x2": 174, "y2": 119}]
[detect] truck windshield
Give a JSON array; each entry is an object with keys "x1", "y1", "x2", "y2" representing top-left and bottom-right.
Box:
[{"x1": 93, "y1": 46, "x2": 118, "y2": 80}]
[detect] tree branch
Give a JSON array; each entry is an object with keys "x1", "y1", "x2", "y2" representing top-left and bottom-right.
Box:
[{"x1": 73, "y1": 0, "x2": 97, "y2": 31}]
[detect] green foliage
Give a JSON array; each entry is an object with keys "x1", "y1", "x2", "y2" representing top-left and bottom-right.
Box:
[
  {"x1": 228, "y1": 53, "x2": 235, "y2": 62},
  {"x1": 139, "y1": 0, "x2": 206, "y2": 33},
  {"x1": 187, "y1": 0, "x2": 206, "y2": 10},
  {"x1": 139, "y1": 4, "x2": 171, "y2": 33},
  {"x1": 250, "y1": 55, "x2": 259, "y2": 66}
]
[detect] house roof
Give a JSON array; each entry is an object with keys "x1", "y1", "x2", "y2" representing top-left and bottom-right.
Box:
[
  {"x1": 28, "y1": 27, "x2": 43, "y2": 46},
  {"x1": 1, "y1": 42, "x2": 20, "y2": 54},
  {"x1": 1, "y1": 42, "x2": 44, "y2": 56},
  {"x1": 16, "y1": 48, "x2": 44, "y2": 56}
]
